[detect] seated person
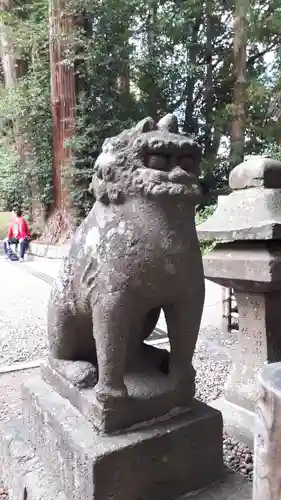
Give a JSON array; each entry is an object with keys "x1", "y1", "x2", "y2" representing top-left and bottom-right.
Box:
[{"x1": 4, "y1": 208, "x2": 31, "y2": 261}]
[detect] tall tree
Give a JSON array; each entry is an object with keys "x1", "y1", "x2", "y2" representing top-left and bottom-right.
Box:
[
  {"x1": 0, "y1": 0, "x2": 281, "y2": 230},
  {"x1": 230, "y1": 0, "x2": 248, "y2": 167},
  {"x1": 49, "y1": 0, "x2": 77, "y2": 239}
]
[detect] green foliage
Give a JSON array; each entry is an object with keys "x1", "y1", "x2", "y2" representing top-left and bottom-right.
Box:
[
  {"x1": 0, "y1": 0, "x2": 52, "y2": 213},
  {"x1": 262, "y1": 141, "x2": 281, "y2": 161},
  {"x1": 196, "y1": 205, "x2": 216, "y2": 255},
  {"x1": 0, "y1": 140, "x2": 19, "y2": 210},
  {"x1": 0, "y1": 0, "x2": 281, "y2": 221},
  {"x1": 0, "y1": 211, "x2": 12, "y2": 239}
]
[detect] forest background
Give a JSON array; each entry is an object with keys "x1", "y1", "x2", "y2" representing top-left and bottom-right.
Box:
[{"x1": 0, "y1": 0, "x2": 281, "y2": 241}]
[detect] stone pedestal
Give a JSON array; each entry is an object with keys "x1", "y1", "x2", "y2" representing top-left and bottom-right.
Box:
[
  {"x1": 41, "y1": 353, "x2": 195, "y2": 433},
  {"x1": 253, "y1": 363, "x2": 281, "y2": 500},
  {"x1": 204, "y1": 243, "x2": 281, "y2": 447},
  {"x1": 1, "y1": 115, "x2": 224, "y2": 500},
  {"x1": 1, "y1": 375, "x2": 223, "y2": 500},
  {"x1": 197, "y1": 157, "x2": 281, "y2": 449}
]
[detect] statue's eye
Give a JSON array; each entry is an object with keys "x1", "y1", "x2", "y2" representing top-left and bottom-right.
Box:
[
  {"x1": 146, "y1": 154, "x2": 169, "y2": 171},
  {"x1": 179, "y1": 156, "x2": 194, "y2": 171}
]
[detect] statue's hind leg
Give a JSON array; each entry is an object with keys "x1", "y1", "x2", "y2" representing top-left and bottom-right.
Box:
[{"x1": 47, "y1": 300, "x2": 97, "y2": 388}]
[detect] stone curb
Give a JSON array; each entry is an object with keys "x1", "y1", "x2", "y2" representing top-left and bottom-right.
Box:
[
  {"x1": 0, "y1": 239, "x2": 69, "y2": 259},
  {"x1": 28, "y1": 242, "x2": 69, "y2": 259}
]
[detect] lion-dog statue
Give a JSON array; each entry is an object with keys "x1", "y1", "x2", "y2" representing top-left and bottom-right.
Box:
[{"x1": 47, "y1": 114, "x2": 205, "y2": 408}]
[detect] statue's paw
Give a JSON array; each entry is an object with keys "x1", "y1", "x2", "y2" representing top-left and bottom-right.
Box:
[
  {"x1": 71, "y1": 361, "x2": 98, "y2": 389},
  {"x1": 95, "y1": 382, "x2": 128, "y2": 404},
  {"x1": 170, "y1": 366, "x2": 196, "y2": 401},
  {"x1": 51, "y1": 359, "x2": 98, "y2": 389}
]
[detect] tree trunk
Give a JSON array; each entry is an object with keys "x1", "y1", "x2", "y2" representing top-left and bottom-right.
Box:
[
  {"x1": 183, "y1": 15, "x2": 202, "y2": 136},
  {"x1": 203, "y1": 0, "x2": 214, "y2": 158},
  {"x1": 145, "y1": 2, "x2": 167, "y2": 119},
  {"x1": 146, "y1": 2, "x2": 157, "y2": 118},
  {"x1": 0, "y1": 0, "x2": 17, "y2": 86},
  {"x1": 117, "y1": 62, "x2": 130, "y2": 96},
  {"x1": 230, "y1": 0, "x2": 248, "y2": 168},
  {"x1": 48, "y1": 0, "x2": 77, "y2": 241}
]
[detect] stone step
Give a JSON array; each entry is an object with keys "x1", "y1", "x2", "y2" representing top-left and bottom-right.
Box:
[
  {"x1": 191, "y1": 473, "x2": 251, "y2": 500},
  {"x1": 0, "y1": 416, "x2": 252, "y2": 500},
  {"x1": 20, "y1": 376, "x2": 223, "y2": 500},
  {"x1": 0, "y1": 418, "x2": 66, "y2": 500}
]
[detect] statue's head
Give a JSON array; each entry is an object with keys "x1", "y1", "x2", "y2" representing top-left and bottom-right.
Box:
[{"x1": 89, "y1": 114, "x2": 202, "y2": 204}]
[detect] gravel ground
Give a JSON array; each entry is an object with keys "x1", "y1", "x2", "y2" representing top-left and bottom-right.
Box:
[
  {"x1": 0, "y1": 259, "x2": 50, "y2": 366},
  {"x1": 0, "y1": 256, "x2": 253, "y2": 498},
  {"x1": 194, "y1": 343, "x2": 253, "y2": 481}
]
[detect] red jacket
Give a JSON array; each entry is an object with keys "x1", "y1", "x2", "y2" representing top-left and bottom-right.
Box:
[{"x1": 8, "y1": 216, "x2": 30, "y2": 240}]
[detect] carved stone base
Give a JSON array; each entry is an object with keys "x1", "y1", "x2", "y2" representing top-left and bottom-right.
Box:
[
  {"x1": 202, "y1": 242, "x2": 281, "y2": 448},
  {"x1": 41, "y1": 358, "x2": 194, "y2": 433},
  {"x1": 1, "y1": 419, "x2": 66, "y2": 500},
  {"x1": 210, "y1": 397, "x2": 255, "y2": 450},
  {"x1": 253, "y1": 362, "x2": 281, "y2": 500},
  {"x1": 1, "y1": 376, "x2": 223, "y2": 500}
]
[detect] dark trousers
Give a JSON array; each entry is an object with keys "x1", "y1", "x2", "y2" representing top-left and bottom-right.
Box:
[{"x1": 4, "y1": 237, "x2": 28, "y2": 259}]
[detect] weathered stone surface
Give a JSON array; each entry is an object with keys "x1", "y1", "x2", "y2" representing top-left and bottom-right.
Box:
[
  {"x1": 203, "y1": 242, "x2": 281, "y2": 292},
  {"x1": 192, "y1": 473, "x2": 252, "y2": 500},
  {"x1": 18, "y1": 376, "x2": 223, "y2": 500},
  {"x1": 229, "y1": 156, "x2": 281, "y2": 190},
  {"x1": 42, "y1": 358, "x2": 193, "y2": 433},
  {"x1": 47, "y1": 114, "x2": 205, "y2": 432},
  {"x1": 0, "y1": 418, "x2": 66, "y2": 500},
  {"x1": 211, "y1": 397, "x2": 255, "y2": 449},
  {"x1": 197, "y1": 156, "x2": 281, "y2": 449},
  {"x1": 204, "y1": 243, "x2": 281, "y2": 447},
  {"x1": 29, "y1": 242, "x2": 69, "y2": 259},
  {"x1": 197, "y1": 188, "x2": 281, "y2": 242},
  {"x1": 0, "y1": 418, "x2": 248, "y2": 500},
  {"x1": 253, "y1": 363, "x2": 281, "y2": 500},
  {"x1": 197, "y1": 157, "x2": 281, "y2": 243},
  {"x1": 224, "y1": 291, "x2": 267, "y2": 412}
]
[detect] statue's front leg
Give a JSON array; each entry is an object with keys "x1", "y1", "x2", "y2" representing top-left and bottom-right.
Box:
[
  {"x1": 93, "y1": 290, "x2": 139, "y2": 404},
  {"x1": 164, "y1": 280, "x2": 205, "y2": 400}
]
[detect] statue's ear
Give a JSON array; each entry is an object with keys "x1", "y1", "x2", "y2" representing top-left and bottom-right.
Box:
[
  {"x1": 157, "y1": 114, "x2": 178, "y2": 133},
  {"x1": 134, "y1": 117, "x2": 157, "y2": 133},
  {"x1": 102, "y1": 137, "x2": 112, "y2": 152}
]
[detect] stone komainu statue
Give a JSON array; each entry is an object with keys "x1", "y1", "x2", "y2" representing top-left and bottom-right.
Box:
[{"x1": 47, "y1": 114, "x2": 205, "y2": 406}]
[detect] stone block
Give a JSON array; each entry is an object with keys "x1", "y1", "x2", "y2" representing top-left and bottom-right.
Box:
[
  {"x1": 0, "y1": 418, "x2": 66, "y2": 500},
  {"x1": 229, "y1": 157, "x2": 281, "y2": 190},
  {"x1": 19, "y1": 376, "x2": 223, "y2": 500},
  {"x1": 0, "y1": 419, "x2": 249, "y2": 500},
  {"x1": 204, "y1": 244, "x2": 281, "y2": 426},
  {"x1": 29, "y1": 242, "x2": 69, "y2": 259},
  {"x1": 202, "y1": 242, "x2": 281, "y2": 292},
  {"x1": 41, "y1": 358, "x2": 194, "y2": 433},
  {"x1": 210, "y1": 397, "x2": 254, "y2": 450},
  {"x1": 253, "y1": 363, "x2": 281, "y2": 500},
  {"x1": 203, "y1": 246, "x2": 281, "y2": 448},
  {"x1": 197, "y1": 189, "x2": 281, "y2": 242}
]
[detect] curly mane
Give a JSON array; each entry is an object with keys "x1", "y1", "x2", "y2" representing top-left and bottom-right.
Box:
[{"x1": 89, "y1": 115, "x2": 202, "y2": 205}]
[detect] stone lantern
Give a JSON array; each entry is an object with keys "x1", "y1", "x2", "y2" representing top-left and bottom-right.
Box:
[{"x1": 197, "y1": 156, "x2": 281, "y2": 448}]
